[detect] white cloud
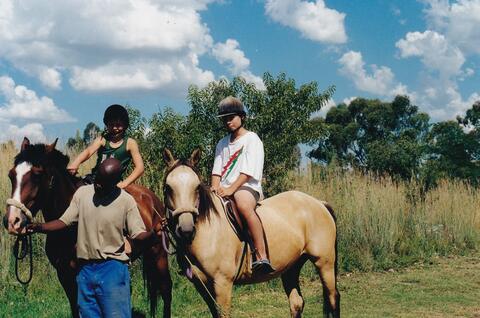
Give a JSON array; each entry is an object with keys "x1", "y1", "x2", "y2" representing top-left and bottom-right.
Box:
[
  {"x1": 338, "y1": 51, "x2": 408, "y2": 97},
  {"x1": 265, "y1": 0, "x2": 347, "y2": 44},
  {"x1": 212, "y1": 39, "x2": 265, "y2": 89},
  {"x1": 343, "y1": 96, "x2": 357, "y2": 105},
  {"x1": 0, "y1": 123, "x2": 46, "y2": 144},
  {"x1": 0, "y1": 76, "x2": 74, "y2": 122},
  {"x1": 39, "y1": 67, "x2": 62, "y2": 90},
  {"x1": 0, "y1": 0, "x2": 217, "y2": 95},
  {"x1": 423, "y1": 0, "x2": 480, "y2": 55},
  {"x1": 396, "y1": 30, "x2": 465, "y2": 78}
]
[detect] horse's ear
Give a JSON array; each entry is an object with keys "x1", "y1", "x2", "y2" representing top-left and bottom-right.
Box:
[
  {"x1": 21, "y1": 137, "x2": 30, "y2": 151},
  {"x1": 188, "y1": 148, "x2": 201, "y2": 167},
  {"x1": 163, "y1": 148, "x2": 176, "y2": 167},
  {"x1": 46, "y1": 138, "x2": 58, "y2": 153}
]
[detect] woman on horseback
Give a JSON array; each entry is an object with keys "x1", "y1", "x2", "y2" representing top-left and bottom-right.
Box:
[
  {"x1": 211, "y1": 96, "x2": 274, "y2": 273},
  {"x1": 67, "y1": 104, "x2": 144, "y2": 188}
]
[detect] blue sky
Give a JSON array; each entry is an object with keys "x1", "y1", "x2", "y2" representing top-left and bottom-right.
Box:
[{"x1": 1, "y1": 0, "x2": 479, "y2": 145}]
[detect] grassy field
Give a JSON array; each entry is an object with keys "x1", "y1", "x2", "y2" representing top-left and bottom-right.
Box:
[
  {"x1": 1, "y1": 253, "x2": 479, "y2": 317},
  {"x1": 1, "y1": 142, "x2": 479, "y2": 317}
]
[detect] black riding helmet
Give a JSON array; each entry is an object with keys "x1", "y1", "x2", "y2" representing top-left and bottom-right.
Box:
[
  {"x1": 103, "y1": 104, "x2": 130, "y2": 128},
  {"x1": 217, "y1": 96, "x2": 246, "y2": 118}
]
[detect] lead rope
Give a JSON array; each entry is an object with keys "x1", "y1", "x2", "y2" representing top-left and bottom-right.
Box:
[{"x1": 13, "y1": 234, "x2": 33, "y2": 285}]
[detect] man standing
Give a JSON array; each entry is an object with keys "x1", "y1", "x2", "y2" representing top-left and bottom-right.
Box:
[{"x1": 28, "y1": 158, "x2": 159, "y2": 317}]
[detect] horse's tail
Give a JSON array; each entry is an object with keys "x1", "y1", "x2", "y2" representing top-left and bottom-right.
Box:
[{"x1": 321, "y1": 201, "x2": 340, "y2": 318}]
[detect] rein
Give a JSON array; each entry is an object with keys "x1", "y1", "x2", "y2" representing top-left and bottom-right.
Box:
[{"x1": 13, "y1": 234, "x2": 33, "y2": 285}]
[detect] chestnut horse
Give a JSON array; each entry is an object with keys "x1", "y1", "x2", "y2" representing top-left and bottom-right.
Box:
[
  {"x1": 162, "y1": 149, "x2": 340, "y2": 318},
  {"x1": 3, "y1": 138, "x2": 172, "y2": 317}
]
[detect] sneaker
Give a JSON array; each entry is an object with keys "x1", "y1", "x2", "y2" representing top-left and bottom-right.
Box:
[{"x1": 252, "y1": 259, "x2": 275, "y2": 274}]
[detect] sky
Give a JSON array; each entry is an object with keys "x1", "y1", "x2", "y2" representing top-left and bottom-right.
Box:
[{"x1": 1, "y1": 0, "x2": 480, "y2": 145}]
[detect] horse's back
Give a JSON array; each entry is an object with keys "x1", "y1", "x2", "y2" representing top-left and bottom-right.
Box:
[
  {"x1": 259, "y1": 190, "x2": 335, "y2": 226},
  {"x1": 125, "y1": 184, "x2": 165, "y2": 230},
  {"x1": 256, "y1": 190, "x2": 336, "y2": 266}
]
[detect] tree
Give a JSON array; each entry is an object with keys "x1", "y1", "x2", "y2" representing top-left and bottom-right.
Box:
[
  {"x1": 309, "y1": 96, "x2": 430, "y2": 180},
  {"x1": 82, "y1": 122, "x2": 101, "y2": 145}
]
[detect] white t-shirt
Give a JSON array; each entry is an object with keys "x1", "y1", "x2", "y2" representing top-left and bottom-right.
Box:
[{"x1": 212, "y1": 131, "x2": 264, "y2": 196}]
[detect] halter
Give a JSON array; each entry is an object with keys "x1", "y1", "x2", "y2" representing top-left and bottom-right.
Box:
[{"x1": 6, "y1": 198, "x2": 33, "y2": 222}]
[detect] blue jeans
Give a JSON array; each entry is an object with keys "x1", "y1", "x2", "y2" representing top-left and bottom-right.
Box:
[{"x1": 77, "y1": 259, "x2": 131, "y2": 318}]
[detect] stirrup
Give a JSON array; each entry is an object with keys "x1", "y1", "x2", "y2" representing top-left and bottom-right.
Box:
[{"x1": 252, "y1": 259, "x2": 275, "y2": 274}]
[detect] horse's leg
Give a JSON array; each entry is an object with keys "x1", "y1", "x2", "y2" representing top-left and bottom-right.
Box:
[
  {"x1": 154, "y1": 246, "x2": 172, "y2": 318},
  {"x1": 281, "y1": 257, "x2": 307, "y2": 318},
  {"x1": 212, "y1": 276, "x2": 233, "y2": 318},
  {"x1": 56, "y1": 263, "x2": 79, "y2": 318},
  {"x1": 190, "y1": 277, "x2": 219, "y2": 317},
  {"x1": 312, "y1": 257, "x2": 340, "y2": 318},
  {"x1": 143, "y1": 246, "x2": 172, "y2": 318}
]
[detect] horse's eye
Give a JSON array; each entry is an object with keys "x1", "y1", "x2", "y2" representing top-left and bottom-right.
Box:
[
  {"x1": 164, "y1": 184, "x2": 172, "y2": 193},
  {"x1": 8, "y1": 169, "x2": 15, "y2": 180}
]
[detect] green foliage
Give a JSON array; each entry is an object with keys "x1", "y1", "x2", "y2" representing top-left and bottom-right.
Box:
[
  {"x1": 309, "y1": 96, "x2": 430, "y2": 181},
  {"x1": 422, "y1": 120, "x2": 480, "y2": 186},
  {"x1": 66, "y1": 129, "x2": 84, "y2": 150},
  {"x1": 82, "y1": 122, "x2": 101, "y2": 145}
]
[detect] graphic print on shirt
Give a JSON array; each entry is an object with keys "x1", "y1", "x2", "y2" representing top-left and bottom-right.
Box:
[{"x1": 221, "y1": 146, "x2": 244, "y2": 180}]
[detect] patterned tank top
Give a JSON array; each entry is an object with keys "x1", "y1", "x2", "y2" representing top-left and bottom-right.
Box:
[{"x1": 93, "y1": 137, "x2": 132, "y2": 178}]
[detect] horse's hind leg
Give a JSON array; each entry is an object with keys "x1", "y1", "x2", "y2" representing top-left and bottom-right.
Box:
[
  {"x1": 156, "y1": 248, "x2": 172, "y2": 318},
  {"x1": 56, "y1": 263, "x2": 79, "y2": 318},
  {"x1": 312, "y1": 257, "x2": 340, "y2": 318},
  {"x1": 144, "y1": 246, "x2": 172, "y2": 318},
  {"x1": 281, "y1": 257, "x2": 308, "y2": 318}
]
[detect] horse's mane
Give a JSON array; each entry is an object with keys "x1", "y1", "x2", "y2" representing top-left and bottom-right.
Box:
[
  {"x1": 15, "y1": 143, "x2": 70, "y2": 168},
  {"x1": 14, "y1": 143, "x2": 82, "y2": 187},
  {"x1": 164, "y1": 159, "x2": 218, "y2": 220}
]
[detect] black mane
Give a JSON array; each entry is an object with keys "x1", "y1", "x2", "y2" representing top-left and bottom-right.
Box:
[{"x1": 15, "y1": 143, "x2": 70, "y2": 169}]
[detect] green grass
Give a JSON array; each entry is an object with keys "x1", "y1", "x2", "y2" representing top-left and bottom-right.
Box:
[{"x1": 1, "y1": 253, "x2": 479, "y2": 317}]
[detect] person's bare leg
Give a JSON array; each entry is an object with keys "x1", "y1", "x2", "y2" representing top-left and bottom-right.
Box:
[{"x1": 233, "y1": 190, "x2": 267, "y2": 260}]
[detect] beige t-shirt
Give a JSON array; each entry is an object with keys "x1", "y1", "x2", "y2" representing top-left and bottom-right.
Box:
[{"x1": 60, "y1": 185, "x2": 146, "y2": 262}]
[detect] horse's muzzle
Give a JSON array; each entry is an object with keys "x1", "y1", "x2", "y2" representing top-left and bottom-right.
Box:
[
  {"x1": 3, "y1": 210, "x2": 28, "y2": 234},
  {"x1": 177, "y1": 226, "x2": 196, "y2": 244}
]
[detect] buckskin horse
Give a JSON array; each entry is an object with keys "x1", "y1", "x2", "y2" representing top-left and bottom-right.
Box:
[
  {"x1": 162, "y1": 149, "x2": 340, "y2": 318},
  {"x1": 3, "y1": 138, "x2": 172, "y2": 318}
]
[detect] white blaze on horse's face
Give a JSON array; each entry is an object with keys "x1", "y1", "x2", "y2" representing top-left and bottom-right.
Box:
[
  {"x1": 6, "y1": 162, "x2": 32, "y2": 234},
  {"x1": 165, "y1": 166, "x2": 201, "y2": 241},
  {"x1": 166, "y1": 166, "x2": 200, "y2": 212}
]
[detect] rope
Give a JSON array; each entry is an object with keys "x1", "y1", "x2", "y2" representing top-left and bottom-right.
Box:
[
  {"x1": 183, "y1": 254, "x2": 227, "y2": 317},
  {"x1": 13, "y1": 234, "x2": 33, "y2": 285}
]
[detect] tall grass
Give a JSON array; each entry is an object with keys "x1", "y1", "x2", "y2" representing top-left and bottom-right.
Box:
[
  {"x1": 0, "y1": 142, "x2": 16, "y2": 280},
  {"x1": 296, "y1": 164, "x2": 480, "y2": 272}
]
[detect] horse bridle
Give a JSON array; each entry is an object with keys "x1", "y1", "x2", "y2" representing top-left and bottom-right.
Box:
[{"x1": 5, "y1": 168, "x2": 55, "y2": 285}]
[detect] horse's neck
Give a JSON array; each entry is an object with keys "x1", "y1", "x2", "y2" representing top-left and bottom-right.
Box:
[
  {"x1": 42, "y1": 169, "x2": 79, "y2": 221},
  {"x1": 193, "y1": 193, "x2": 231, "y2": 246}
]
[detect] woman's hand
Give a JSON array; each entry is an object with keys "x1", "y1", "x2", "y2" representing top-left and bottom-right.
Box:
[
  {"x1": 216, "y1": 186, "x2": 234, "y2": 197},
  {"x1": 66, "y1": 165, "x2": 78, "y2": 176},
  {"x1": 117, "y1": 181, "x2": 128, "y2": 189}
]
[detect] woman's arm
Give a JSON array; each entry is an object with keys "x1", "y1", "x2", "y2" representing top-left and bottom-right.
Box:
[
  {"x1": 67, "y1": 136, "x2": 104, "y2": 174},
  {"x1": 119, "y1": 138, "x2": 144, "y2": 188},
  {"x1": 217, "y1": 173, "x2": 251, "y2": 197}
]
